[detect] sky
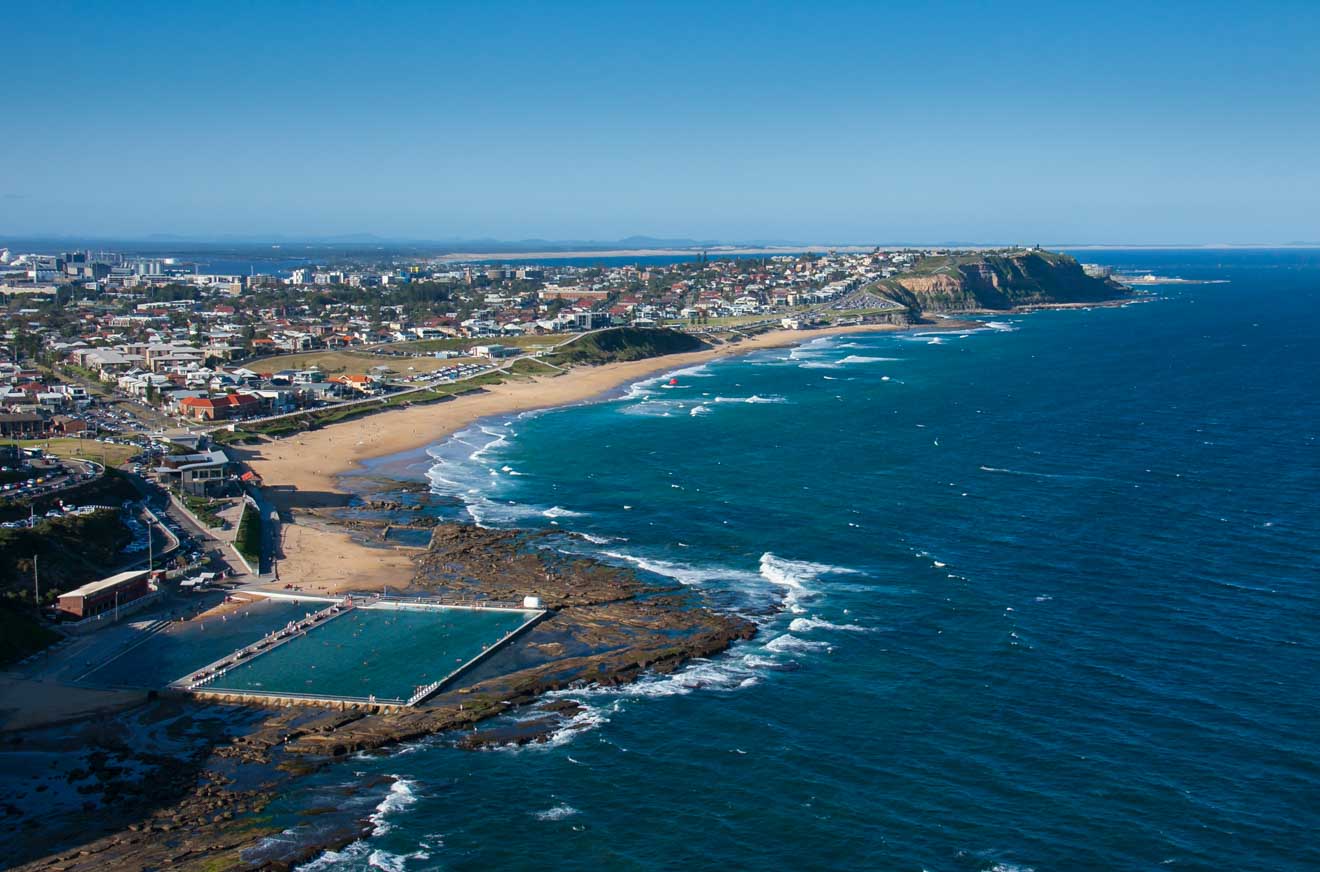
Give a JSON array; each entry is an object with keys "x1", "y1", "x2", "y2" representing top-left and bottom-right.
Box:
[{"x1": 2, "y1": 0, "x2": 1318, "y2": 245}]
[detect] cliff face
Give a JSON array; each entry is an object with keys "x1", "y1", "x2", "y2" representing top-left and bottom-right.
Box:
[{"x1": 888, "y1": 250, "x2": 1125, "y2": 313}]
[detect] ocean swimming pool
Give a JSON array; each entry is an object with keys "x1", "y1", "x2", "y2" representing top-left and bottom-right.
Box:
[
  {"x1": 77, "y1": 598, "x2": 312, "y2": 689},
  {"x1": 204, "y1": 602, "x2": 539, "y2": 702}
]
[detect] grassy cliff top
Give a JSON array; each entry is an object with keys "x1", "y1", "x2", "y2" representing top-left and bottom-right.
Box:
[{"x1": 546, "y1": 327, "x2": 708, "y2": 366}]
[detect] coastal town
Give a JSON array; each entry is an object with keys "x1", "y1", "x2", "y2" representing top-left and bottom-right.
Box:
[
  {"x1": 4, "y1": 0, "x2": 1308, "y2": 867},
  {"x1": 0, "y1": 241, "x2": 1124, "y2": 642},
  {"x1": 0, "y1": 244, "x2": 923, "y2": 434},
  {"x1": 0, "y1": 243, "x2": 1120, "y2": 442},
  {"x1": 0, "y1": 242, "x2": 1127, "y2": 870}
]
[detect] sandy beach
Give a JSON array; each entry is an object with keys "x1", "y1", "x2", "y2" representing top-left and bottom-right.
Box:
[{"x1": 237, "y1": 323, "x2": 911, "y2": 591}]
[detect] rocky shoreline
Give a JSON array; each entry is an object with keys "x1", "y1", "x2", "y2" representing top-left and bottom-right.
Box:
[{"x1": 10, "y1": 518, "x2": 755, "y2": 871}]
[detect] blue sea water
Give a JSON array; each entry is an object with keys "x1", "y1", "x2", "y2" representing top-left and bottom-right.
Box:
[{"x1": 290, "y1": 250, "x2": 1319, "y2": 871}]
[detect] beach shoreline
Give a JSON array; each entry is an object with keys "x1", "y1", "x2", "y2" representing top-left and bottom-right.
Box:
[
  {"x1": 237, "y1": 321, "x2": 948, "y2": 591},
  {"x1": 241, "y1": 323, "x2": 911, "y2": 494}
]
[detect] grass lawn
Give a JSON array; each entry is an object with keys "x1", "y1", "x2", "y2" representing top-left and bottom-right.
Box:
[
  {"x1": 506, "y1": 358, "x2": 562, "y2": 377},
  {"x1": 8, "y1": 438, "x2": 138, "y2": 467},
  {"x1": 242, "y1": 374, "x2": 505, "y2": 434},
  {"x1": 181, "y1": 493, "x2": 232, "y2": 529},
  {"x1": 248, "y1": 350, "x2": 482, "y2": 377},
  {"x1": 383, "y1": 333, "x2": 577, "y2": 354}
]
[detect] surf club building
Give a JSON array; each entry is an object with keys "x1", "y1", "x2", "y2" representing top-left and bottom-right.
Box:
[{"x1": 57, "y1": 570, "x2": 155, "y2": 620}]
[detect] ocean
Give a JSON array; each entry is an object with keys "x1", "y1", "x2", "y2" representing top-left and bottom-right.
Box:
[{"x1": 282, "y1": 250, "x2": 1319, "y2": 871}]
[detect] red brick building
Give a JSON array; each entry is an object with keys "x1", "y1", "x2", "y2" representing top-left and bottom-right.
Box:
[
  {"x1": 57, "y1": 570, "x2": 154, "y2": 620},
  {"x1": 177, "y1": 393, "x2": 262, "y2": 422}
]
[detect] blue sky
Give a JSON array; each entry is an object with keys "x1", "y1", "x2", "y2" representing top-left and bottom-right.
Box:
[{"x1": 2, "y1": 0, "x2": 1317, "y2": 243}]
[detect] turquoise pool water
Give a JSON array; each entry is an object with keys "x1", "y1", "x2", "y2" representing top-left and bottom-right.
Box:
[
  {"x1": 78, "y1": 598, "x2": 311, "y2": 689},
  {"x1": 206, "y1": 605, "x2": 535, "y2": 702}
]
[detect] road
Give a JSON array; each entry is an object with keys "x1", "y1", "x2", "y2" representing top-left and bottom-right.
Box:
[{"x1": 195, "y1": 330, "x2": 609, "y2": 435}]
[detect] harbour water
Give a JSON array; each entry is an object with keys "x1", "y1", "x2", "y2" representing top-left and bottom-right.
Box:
[{"x1": 285, "y1": 249, "x2": 1319, "y2": 870}]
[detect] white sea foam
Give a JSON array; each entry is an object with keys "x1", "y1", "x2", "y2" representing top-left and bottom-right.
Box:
[
  {"x1": 603, "y1": 551, "x2": 762, "y2": 589},
  {"x1": 424, "y1": 423, "x2": 532, "y2": 528},
  {"x1": 542, "y1": 506, "x2": 585, "y2": 518},
  {"x1": 758, "y1": 552, "x2": 857, "y2": 613},
  {"x1": 618, "y1": 398, "x2": 687, "y2": 417},
  {"x1": 510, "y1": 562, "x2": 864, "y2": 733},
  {"x1": 713, "y1": 394, "x2": 787, "y2": 404},
  {"x1": 486, "y1": 699, "x2": 614, "y2": 753},
  {"x1": 621, "y1": 363, "x2": 714, "y2": 399},
  {"x1": 534, "y1": 803, "x2": 580, "y2": 821},
  {"x1": 666, "y1": 363, "x2": 714, "y2": 378},
  {"x1": 469, "y1": 425, "x2": 511, "y2": 460},
  {"x1": 690, "y1": 404, "x2": 712, "y2": 416},
  {"x1": 461, "y1": 495, "x2": 544, "y2": 528},
  {"x1": 788, "y1": 616, "x2": 870, "y2": 633},
  {"x1": 545, "y1": 705, "x2": 610, "y2": 746},
  {"x1": 621, "y1": 381, "x2": 653, "y2": 400},
  {"x1": 369, "y1": 778, "x2": 418, "y2": 836},
  {"x1": 298, "y1": 778, "x2": 423, "y2": 869},
  {"x1": 366, "y1": 849, "x2": 430, "y2": 871},
  {"x1": 983, "y1": 320, "x2": 1018, "y2": 332},
  {"x1": 839, "y1": 355, "x2": 900, "y2": 364},
  {"x1": 299, "y1": 844, "x2": 370, "y2": 870},
  {"x1": 569, "y1": 656, "x2": 767, "y2": 700},
  {"x1": 978, "y1": 464, "x2": 1096, "y2": 481},
  {"x1": 764, "y1": 634, "x2": 829, "y2": 653},
  {"x1": 798, "y1": 361, "x2": 842, "y2": 369}
]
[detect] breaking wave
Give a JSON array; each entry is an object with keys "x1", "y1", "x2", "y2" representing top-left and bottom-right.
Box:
[
  {"x1": 602, "y1": 551, "x2": 763, "y2": 591},
  {"x1": 533, "y1": 803, "x2": 580, "y2": 821},
  {"x1": 369, "y1": 779, "x2": 418, "y2": 837},
  {"x1": 296, "y1": 779, "x2": 421, "y2": 871},
  {"x1": 839, "y1": 355, "x2": 900, "y2": 364},
  {"x1": 759, "y1": 552, "x2": 858, "y2": 614},
  {"x1": 764, "y1": 634, "x2": 829, "y2": 653},
  {"x1": 789, "y1": 616, "x2": 870, "y2": 633}
]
